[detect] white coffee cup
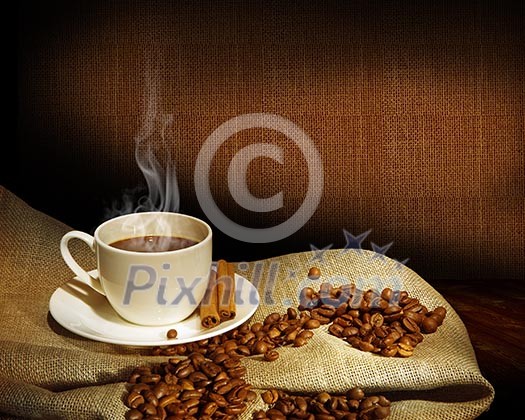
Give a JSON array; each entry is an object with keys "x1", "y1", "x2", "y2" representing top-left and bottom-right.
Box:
[{"x1": 60, "y1": 212, "x2": 212, "y2": 326}]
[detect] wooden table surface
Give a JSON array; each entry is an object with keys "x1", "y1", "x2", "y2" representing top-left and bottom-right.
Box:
[{"x1": 431, "y1": 278, "x2": 525, "y2": 419}]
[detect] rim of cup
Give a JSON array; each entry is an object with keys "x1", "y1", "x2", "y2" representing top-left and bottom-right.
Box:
[{"x1": 93, "y1": 211, "x2": 212, "y2": 256}]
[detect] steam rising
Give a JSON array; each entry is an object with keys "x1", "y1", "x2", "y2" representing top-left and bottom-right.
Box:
[
  {"x1": 134, "y1": 113, "x2": 180, "y2": 213},
  {"x1": 105, "y1": 55, "x2": 180, "y2": 220}
]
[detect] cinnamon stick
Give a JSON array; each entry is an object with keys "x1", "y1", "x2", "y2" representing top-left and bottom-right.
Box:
[
  {"x1": 200, "y1": 269, "x2": 220, "y2": 329},
  {"x1": 217, "y1": 259, "x2": 236, "y2": 321},
  {"x1": 227, "y1": 262, "x2": 236, "y2": 319}
]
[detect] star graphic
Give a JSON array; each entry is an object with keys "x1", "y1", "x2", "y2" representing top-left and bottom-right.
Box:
[
  {"x1": 340, "y1": 229, "x2": 372, "y2": 253},
  {"x1": 371, "y1": 242, "x2": 393, "y2": 260},
  {"x1": 393, "y1": 257, "x2": 410, "y2": 269},
  {"x1": 309, "y1": 243, "x2": 333, "y2": 263}
]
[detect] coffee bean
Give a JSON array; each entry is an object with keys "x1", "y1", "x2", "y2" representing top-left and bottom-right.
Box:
[
  {"x1": 225, "y1": 403, "x2": 247, "y2": 415},
  {"x1": 207, "y1": 392, "x2": 227, "y2": 407},
  {"x1": 129, "y1": 384, "x2": 149, "y2": 395},
  {"x1": 422, "y1": 316, "x2": 438, "y2": 333},
  {"x1": 304, "y1": 319, "x2": 321, "y2": 329},
  {"x1": 358, "y1": 340, "x2": 375, "y2": 352},
  {"x1": 402, "y1": 316, "x2": 420, "y2": 333},
  {"x1": 397, "y1": 341, "x2": 414, "y2": 357},
  {"x1": 328, "y1": 323, "x2": 344, "y2": 337},
  {"x1": 166, "y1": 329, "x2": 177, "y2": 339},
  {"x1": 126, "y1": 392, "x2": 145, "y2": 409},
  {"x1": 201, "y1": 401, "x2": 218, "y2": 416},
  {"x1": 158, "y1": 394, "x2": 178, "y2": 408},
  {"x1": 287, "y1": 307, "x2": 298, "y2": 319},
  {"x1": 180, "y1": 390, "x2": 202, "y2": 401},
  {"x1": 308, "y1": 266, "x2": 321, "y2": 279},
  {"x1": 228, "y1": 365, "x2": 247, "y2": 378},
  {"x1": 317, "y1": 392, "x2": 331, "y2": 404},
  {"x1": 245, "y1": 390, "x2": 257, "y2": 402},
  {"x1": 399, "y1": 335, "x2": 417, "y2": 347},
  {"x1": 142, "y1": 390, "x2": 158, "y2": 407},
  {"x1": 381, "y1": 346, "x2": 398, "y2": 357},
  {"x1": 264, "y1": 350, "x2": 279, "y2": 361},
  {"x1": 375, "y1": 405, "x2": 391, "y2": 419},
  {"x1": 253, "y1": 340, "x2": 269, "y2": 355},
  {"x1": 178, "y1": 378, "x2": 194, "y2": 390},
  {"x1": 370, "y1": 313, "x2": 384, "y2": 327},
  {"x1": 212, "y1": 352, "x2": 229, "y2": 364},
  {"x1": 175, "y1": 365, "x2": 194, "y2": 379},
  {"x1": 252, "y1": 409, "x2": 268, "y2": 419},
  {"x1": 433, "y1": 306, "x2": 447, "y2": 319},
  {"x1": 398, "y1": 291, "x2": 410, "y2": 304},
  {"x1": 125, "y1": 409, "x2": 143, "y2": 420},
  {"x1": 405, "y1": 310, "x2": 424, "y2": 325},
  {"x1": 318, "y1": 304, "x2": 336, "y2": 317},
  {"x1": 384, "y1": 305, "x2": 402, "y2": 315},
  {"x1": 222, "y1": 358, "x2": 241, "y2": 369},
  {"x1": 181, "y1": 398, "x2": 200, "y2": 409},
  {"x1": 428, "y1": 312, "x2": 445, "y2": 326},
  {"x1": 266, "y1": 409, "x2": 286, "y2": 420},
  {"x1": 347, "y1": 387, "x2": 365, "y2": 400},
  {"x1": 290, "y1": 328, "x2": 306, "y2": 339},
  {"x1": 138, "y1": 402, "x2": 156, "y2": 415},
  {"x1": 276, "y1": 399, "x2": 296, "y2": 415},
  {"x1": 262, "y1": 389, "x2": 280, "y2": 404},
  {"x1": 264, "y1": 312, "x2": 281, "y2": 325},
  {"x1": 151, "y1": 382, "x2": 168, "y2": 399},
  {"x1": 295, "y1": 396, "x2": 308, "y2": 411},
  {"x1": 381, "y1": 287, "x2": 393, "y2": 302},
  {"x1": 284, "y1": 327, "x2": 300, "y2": 341},
  {"x1": 267, "y1": 327, "x2": 281, "y2": 339},
  {"x1": 139, "y1": 374, "x2": 161, "y2": 385},
  {"x1": 359, "y1": 323, "x2": 373, "y2": 335},
  {"x1": 311, "y1": 309, "x2": 332, "y2": 324}
]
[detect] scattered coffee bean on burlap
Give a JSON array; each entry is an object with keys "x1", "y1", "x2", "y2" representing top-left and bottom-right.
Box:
[
  {"x1": 152, "y1": 307, "x2": 320, "y2": 358},
  {"x1": 308, "y1": 266, "x2": 321, "y2": 280},
  {"x1": 299, "y1": 283, "x2": 447, "y2": 357},
  {"x1": 254, "y1": 387, "x2": 391, "y2": 419}
]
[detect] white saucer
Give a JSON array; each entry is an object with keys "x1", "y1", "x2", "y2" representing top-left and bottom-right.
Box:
[{"x1": 49, "y1": 270, "x2": 260, "y2": 346}]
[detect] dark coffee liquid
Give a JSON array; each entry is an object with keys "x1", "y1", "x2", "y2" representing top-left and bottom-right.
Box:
[{"x1": 109, "y1": 236, "x2": 198, "y2": 252}]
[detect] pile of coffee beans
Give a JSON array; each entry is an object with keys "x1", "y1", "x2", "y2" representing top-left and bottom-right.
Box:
[
  {"x1": 253, "y1": 387, "x2": 391, "y2": 420},
  {"x1": 126, "y1": 309, "x2": 322, "y2": 419},
  {"x1": 298, "y1": 282, "x2": 446, "y2": 357},
  {"x1": 152, "y1": 308, "x2": 319, "y2": 360},
  {"x1": 124, "y1": 275, "x2": 446, "y2": 418},
  {"x1": 125, "y1": 352, "x2": 257, "y2": 419}
]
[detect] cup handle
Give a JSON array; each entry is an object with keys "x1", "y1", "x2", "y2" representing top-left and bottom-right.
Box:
[{"x1": 60, "y1": 231, "x2": 106, "y2": 296}]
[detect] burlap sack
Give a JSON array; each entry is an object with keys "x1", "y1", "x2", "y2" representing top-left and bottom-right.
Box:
[{"x1": 0, "y1": 186, "x2": 494, "y2": 419}]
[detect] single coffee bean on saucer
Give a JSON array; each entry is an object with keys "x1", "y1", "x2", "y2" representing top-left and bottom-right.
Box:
[{"x1": 166, "y1": 329, "x2": 178, "y2": 339}]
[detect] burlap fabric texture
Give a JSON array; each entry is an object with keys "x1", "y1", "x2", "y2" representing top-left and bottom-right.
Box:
[{"x1": 0, "y1": 186, "x2": 494, "y2": 419}]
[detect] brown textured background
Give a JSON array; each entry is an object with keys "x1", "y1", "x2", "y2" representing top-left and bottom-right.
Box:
[{"x1": 14, "y1": 0, "x2": 525, "y2": 279}]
